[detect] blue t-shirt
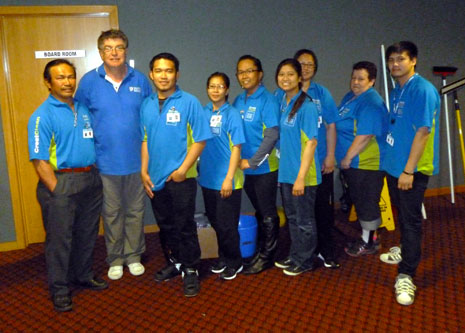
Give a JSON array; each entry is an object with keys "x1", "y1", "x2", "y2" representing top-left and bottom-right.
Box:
[
  {"x1": 335, "y1": 87, "x2": 388, "y2": 170},
  {"x1": 140, "y1": 86, "x2": 212, "y2": 191},
  {"x1": 75, "y1": 64, "x2": 152, "y2": 175},
  {"x1": 28, "y1": 95, "x2": 96, "y2": 170},
  {"x1": 278, "y1": 92, "x2": 321, "y2": 186},
  {"x1": 198, "y1": 102, "x2": 245, "y2": 191},
  {"x1": 233, "y1": 85, "x2": 280, "y2": 175},
  {"x1": 275, "y1": 82, "x2": 337, "y2": 163},
  {"x1": 383, "y1": 73, "x2": 441, "y2": 177}
]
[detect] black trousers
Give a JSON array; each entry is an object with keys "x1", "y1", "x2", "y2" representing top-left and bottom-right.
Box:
[
  {"x1": 202, "y1": 187, "x2": 242, "y2": 269},
  {"x1": 315, "y1": 172, "x2": 336, "y2": 260},
  {"x1": 37, "y1": 168, "x2": 103, "y2": 296},
  {"x1": 387, "y1": 173, "x2": 429, "y2": 277},
  {"x1": 150, "y1": 178, "x2": 200, "y2": 268}
]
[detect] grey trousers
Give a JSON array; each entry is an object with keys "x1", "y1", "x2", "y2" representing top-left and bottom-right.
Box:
[{"x1": 100, "y1": 172, "x2": 146, "y2": 266}]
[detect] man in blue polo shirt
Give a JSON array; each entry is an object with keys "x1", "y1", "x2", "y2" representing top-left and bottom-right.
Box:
[
  {"x1": 75, "y1": 30, "x2": 152, "y2": 281},
  {"x1": 140, "y1": 53, "x2": 212, "y2": 297},
  {"x1": 28, "y1": 59, "x2": 108, "y2": 312},
  {"x1": 383, "y1": 41, "x2": 441, "y2": 306}
]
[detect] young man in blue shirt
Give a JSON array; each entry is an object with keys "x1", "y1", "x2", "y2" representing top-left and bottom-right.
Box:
[
  {"x1": 140, "y1": 53, "x2": 212, "y2": 297},
  {"x1": 28, "y1": 59, "x2": 108, "y2": 312},
  {"x1": 384, "y1": 41, "x2": 441, "y2": 306}
]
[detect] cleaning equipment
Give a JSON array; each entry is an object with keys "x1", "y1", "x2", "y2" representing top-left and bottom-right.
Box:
[
  {"x1": 453, "y1": 91, "x2": 465, "y2": 179},
  {"x1": 433, "y1": 66, "x2": 457, "y2": 203},
  {"x1": 238, "y1": 214, "x2": 258, "y2": 258}
]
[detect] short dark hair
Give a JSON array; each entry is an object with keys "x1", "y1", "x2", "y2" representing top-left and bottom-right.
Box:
[
  {"x1": 207, "y1": 72, "x2": 230, "y2": 101},
  {"x1": 353, "y1": 61, "x2": 377, "y2": 82},
  {"x1": 294, "y1": 49, "x2": 318, "y2": 75},
  {"x1": 237, "y1": 55, "x2": 263, "y2": 72},
  {"x1": 149, "y1": 52, "x2": 180, "y2": 72},
  {"x1": 98, "y1": 29, "x2": 129, "y2": 49},
  {"x1": 43, "y1": 59, "x2": 76, "y2": 83},
  {"x1": 385, "y1": 41, "x2": 418, "y2": 60}
]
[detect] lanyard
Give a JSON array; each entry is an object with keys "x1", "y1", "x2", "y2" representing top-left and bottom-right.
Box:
[
  {"x1": 338, "y1": 94, "x2": 357, "y2": 116},
  {"x1": 392, "y1": 73, "x2": 417, "y2": 115}
]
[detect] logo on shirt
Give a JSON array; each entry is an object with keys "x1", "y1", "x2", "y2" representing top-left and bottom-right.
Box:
[
  {"x1": 244, "y1": 106, "x2": 256, "y2": 122},
  {"x1": 34, "y1": 117, "x2": 40, "y2": 153},
  {"x1": 338, "y1": 106, "x2": 350, "y2": 117},
  {"x1": 284, "y1": 115, "x2": 296, "y2": 127},
  {"x1": 129, "y1": 86, "x2": 142, "y2": 93},
  {"x1": 313, "y1": 99, "x2": 322, "y2": 113}
]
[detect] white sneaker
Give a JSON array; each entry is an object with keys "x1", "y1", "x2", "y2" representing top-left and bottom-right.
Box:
[
  {"x1": 380, "y1": 246, "x2": 402, "y2": 264},
  {"x1": 395, "y1": 274, "x2": 416, "y2": 306},
  {"x1": 108, "y1": 265, "x2": 123, "y2": 280},
  {"x1": 128, "y1": 262, "x2": 145, "y2": 276}
]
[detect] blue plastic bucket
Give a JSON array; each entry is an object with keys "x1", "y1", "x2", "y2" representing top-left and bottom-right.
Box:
[{"x1": 238, "y1": 214, "x2": 257, "y2": 258}]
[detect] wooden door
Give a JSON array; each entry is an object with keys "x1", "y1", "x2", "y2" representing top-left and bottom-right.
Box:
[{"x1": 0, "y1": 6, "x2": 118, "y2": 250}]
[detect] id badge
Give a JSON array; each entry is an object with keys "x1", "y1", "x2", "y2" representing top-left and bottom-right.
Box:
[
  {"x1": 318, "y1": 115, "x2": 323, "y2": 128},
  {"x1": 386, "y1": 133, "x2": 394, "y2": 146},
  {"x1": 166, "y1": 110, "x2": 180, "y2": 125},
  {"x1": 83, "y1": 129, "x2": 93, "y2": 138},
  {"x1": 210, "y1": 115, "x2": 222, "y2": 127}
]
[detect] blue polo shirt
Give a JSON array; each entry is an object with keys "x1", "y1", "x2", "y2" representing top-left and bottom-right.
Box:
[
  {"x1": 275, "y1": 82, "x2": 337, "y2": 163},
  {"x1": 335, "y1": 87, "x2": 388, "y2": 170},
  {"x1": 383, "y1": 74, "x2": 441, "y2": 177},
  {"x1": 27, "y1": 95, "x2": 96, "y2": 170},
  {"x1": 140, "y1": 86, "x2": 212, "y2": 191},
  {"x1": 278, "y1": 92, "x2": 321, "y2": 186},
  {"x1": 75, "y1": 63, "x2": 152, "y2": 175},
  {"x1": 233, "y1": 85, "x2": 280, "y2": 175},
  {"x1": 198, "y1": 102, "x2": 246, "y2": 191}
]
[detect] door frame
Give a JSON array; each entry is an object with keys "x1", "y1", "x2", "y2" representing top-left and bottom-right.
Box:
[{"x1": 0, "y1": 5, "x2": 118, "y2": 251}]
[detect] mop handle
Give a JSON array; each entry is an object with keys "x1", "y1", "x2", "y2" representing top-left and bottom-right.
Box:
[
  {"x1": 453, "y1": 91, "x2": 465, "y2": 178},
  {"x1": 381, "y1": 44, "x2": 390, "y2": 111}
]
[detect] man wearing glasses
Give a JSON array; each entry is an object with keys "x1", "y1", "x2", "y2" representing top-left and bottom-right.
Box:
[{"x1": 76, "y1": 29, "x2": 152, "y2": 282}]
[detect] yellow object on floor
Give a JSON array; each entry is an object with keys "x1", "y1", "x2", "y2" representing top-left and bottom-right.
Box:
[
  {"x1": 277, "y1": 206, "x2": 286, "y2": 227},
  {"x1": 349, "y1": 177, "x2": 395, "y2": 231}
]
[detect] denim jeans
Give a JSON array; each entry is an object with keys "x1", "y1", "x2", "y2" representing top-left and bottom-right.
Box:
[
  {"x1": 387, "y1": 172, "x2": 429, "y2": 277},
  {"x1": 281, "y1": 183, "x2": 318, "y2": 268}
]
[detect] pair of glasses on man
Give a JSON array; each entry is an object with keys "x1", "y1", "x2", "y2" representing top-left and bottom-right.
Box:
[{"x1": 100, "y1": 45, "x2": 126, "y2": 53}]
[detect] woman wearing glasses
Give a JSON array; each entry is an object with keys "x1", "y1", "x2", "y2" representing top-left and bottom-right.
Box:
[
  {"x1": 274, "y1": 58, "x2": 320, "y2": 275},
  {"x1": 233, "y1": 55, "x2": 280, "y2": 274},
  {"x1": 335, "y1": 61, "x2": 388, "y2": 257},
  {"x1": 198, "y1": 72, "x2": 245, "y2": 280}
]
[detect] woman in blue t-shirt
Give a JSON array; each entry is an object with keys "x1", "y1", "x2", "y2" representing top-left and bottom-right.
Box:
[
  {"x1": 274, "y1": 58, "x2": 320, "y2": 275},
  {"x1": 335, "y1": 61, "x2": 388, "y2": 257}
]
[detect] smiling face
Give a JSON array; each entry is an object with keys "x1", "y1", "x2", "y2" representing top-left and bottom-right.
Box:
[
  {"x1": 277, "y1": 64, "x2": 301, "y2": 96},
  {"x1": 297, "y1": 53, "x2": 316, "y2": 82},
  {"x1": 99, "y1": 37, "x2": 127, "y2": 70},
  {"x1": 44, "y1": 63, "x2": 76, "y2": 103},
  {"x1": 207, "y1": 76, "x2": 229, "y2": 107},
  {"x1": 149, "y1": 58, "x2": 178, "y2": 97},
  {"x1": 350, "y1": 69, "x2": 374, "y2": 96},
  {"x1": 387, "y1": 51, "x2": 417, "y2": 86},
  {"x1": 236, "y1": 59, "x2": 263, "y2": 95}
]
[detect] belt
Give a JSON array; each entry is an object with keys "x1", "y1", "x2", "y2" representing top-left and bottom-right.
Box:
[{"x1": 57, "y1": 166, "x2": 93, "y2": 173}]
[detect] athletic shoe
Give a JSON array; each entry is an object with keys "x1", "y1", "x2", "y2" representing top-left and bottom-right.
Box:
[
  {"x1": 275, "y1": 257, "x2": 293, "y2": 269},
  {"x1": 107, "y1": 265, "x2": 123, "y2": 280},
  {"x1": 395, "y1": 274, "x2": 416, "y2": 306},
  {"x1": 182, "y1": 268, "x2": 200, "y2": 297},
  {"x1": 380, "y1": 246, "x2": 402, "y2": 264},
  {"x1": 317, "y1": 254, "x2": 341, "y2": 269},
  {"x1": 210, "y1": 261, "x2": 227, "y2": 274},
  {"x1": 128, "y1": 262, "x2": 145, "y2": 276},
  {"x1": 220, "y1": 266, "x2": 243, "y2": 280},
  {"x1": 283, "y1": 264, "x2": 314, "y2": 276},
  {"x1": 154, "y1": 262, "x2": 181, "y2": 282},
  {"x1": 345, "y1": 238, "x2": 378, "y2": 257}
]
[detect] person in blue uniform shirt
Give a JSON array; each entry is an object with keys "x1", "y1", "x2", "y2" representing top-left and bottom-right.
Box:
[
  {"x1": 28, "y1": 59, "x2": 108, "y2": 312},
  {"x1": 233, "y1": 55, "x2": 280, "y2": 274},
  {"x1": 335, "y1": 61, "x2": 388, "y2": 257},
  {"x1": 75, "y1": 30, "x2": 152, "y2": 281},
  {"x1": 276, "y1": 49, "x2": 340, "y2": 269},
  {"x1": 383, "y1": 41, "x2": 440, "y2": 306},
  {"x1": 140, "y1": 53, "x2": 212, "y2": 297},
  {"x1": 273, "y1": 58, "x2": 321, "y2": 276},
  {"x1": 199, "y1": 72, "x2": 246, "y2": 280}
]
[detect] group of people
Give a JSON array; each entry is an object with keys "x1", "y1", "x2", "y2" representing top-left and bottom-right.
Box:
[{"x1": 27, "y1": 28, "x2": 440, "y2": 312}]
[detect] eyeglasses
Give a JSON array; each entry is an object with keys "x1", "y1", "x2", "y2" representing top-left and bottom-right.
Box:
[
  {"x1": 236, "y1": 69, "x2": 259, "y2": 76},
  {"x1": 101, "y1": 45, "x2": 126, "y2": 53},
  {"x1": 299, "y1": 62, "x2": 315, "y2": 68},
  {"x1": 208, "y1": 84, "x2": 226, "y2": 90}
]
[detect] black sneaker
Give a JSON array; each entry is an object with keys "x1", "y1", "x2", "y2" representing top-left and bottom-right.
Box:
[
  {"x1": 52, "y1": 293, "x2": 73, "y2": 312},
  {"x1": 154, "y1": 262, "x2": 181, "y2": 282},
  {"x1": 318, "y1": 254, "x2": 341, "y2": 269},
  {"x1": 283, "y1": 264, "x2": 314, "y2": 276},
  {"x1": 210, "y1": 261, "x2": 227, "y2": 274},
  {"x1": 275, "y1": 257, "x2": 293, "y2": 269},
  {"x1": 345, "y1": 238, "x2": 378, "y2": 257},
  {"x1": 220, "y1": 266, "x2": 243, "y2": 280},
  {"x1": 182, "y1": 268, "x2": 200, "y2": 297}
]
